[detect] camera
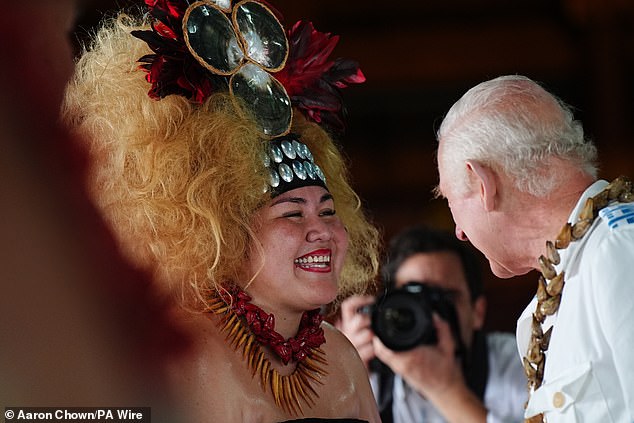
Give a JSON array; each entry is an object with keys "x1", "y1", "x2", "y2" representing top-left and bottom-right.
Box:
[{"x1": 368, "y1": 282, "x2": 461, "y2": 351}]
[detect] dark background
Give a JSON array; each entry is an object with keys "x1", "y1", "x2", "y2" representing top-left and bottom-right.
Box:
[{"x1": 73, "y1": 0, "x2": 634, "y2": 333}]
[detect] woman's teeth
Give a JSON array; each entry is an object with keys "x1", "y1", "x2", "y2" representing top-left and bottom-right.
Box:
[{"x1": 294, "y1": 255, "x2": 330, "y2": 265}]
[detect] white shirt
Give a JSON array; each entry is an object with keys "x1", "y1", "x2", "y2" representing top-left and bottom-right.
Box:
[
  {"x1": 371, "y1": 332, "x2": 527, "y2": 423},
  {"x1": 517, "y1": 180, "x2": 634, "y2": 422}
]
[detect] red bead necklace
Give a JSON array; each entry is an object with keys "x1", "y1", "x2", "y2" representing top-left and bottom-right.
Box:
[{"x1": 221, "y1": 287, "x2": 326, "y2": 365}]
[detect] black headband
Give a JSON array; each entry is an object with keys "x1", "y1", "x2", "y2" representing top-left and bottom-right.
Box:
[{"x1": 264, "y1": 134, "x2": 328, "y2": 197}]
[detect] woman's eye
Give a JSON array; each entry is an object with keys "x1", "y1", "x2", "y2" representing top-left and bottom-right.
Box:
[
  {"x1": 320, "y1": 209, "x2": 336, "y2": 217},
  {"x1": 282, "y1": 211, "x2": 302, "y2": 218}
]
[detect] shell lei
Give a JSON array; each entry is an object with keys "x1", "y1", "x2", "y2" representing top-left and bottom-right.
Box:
[
  {"x1": 206, "y1": 294, "x2": 328, "y2": 416},
  {"x1": 523, "y1": 176, "x2": 634, "y2": 423}
]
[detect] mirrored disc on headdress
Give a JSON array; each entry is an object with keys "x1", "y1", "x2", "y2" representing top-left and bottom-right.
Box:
[
  {"x1": 262, "y1": 150, "x2": 271, "y2": 167},
  {"x1": 209, "y1": 0, "x2": 231, "y2": 12},
  {"x1": 280, "y1": 140, "x2": 296, "y2": 159},
  {"x1": 303, "y1": 161, "x2": 316, "y2": 179},
  {"x1": 293, "y1": 140, "x2": 306, "y2": 159},
  {"x1": 184, "y1": 3, "x2": 244, "y2": 75},
  {"x1": 268, "y1": 167, "x2": 280, "y2": 188},
  {"x1": 279, "y1": 163, "x2": 294, "y2": 183},
  {"x1": 314, "y1": 165, "x2": 326, "y2": 184},
  {"x1": 230, "y1": 63, "x2": 292, "y2": 137},
  {"x1": 233, "y1": 0, "x2": 288, "y2": 71},
  {"x1": 292, "y1": 160, "x2": 307, "y2": 180},
  {"x1": 268, "y1": 143, "x2": 283, "y2": 163}
]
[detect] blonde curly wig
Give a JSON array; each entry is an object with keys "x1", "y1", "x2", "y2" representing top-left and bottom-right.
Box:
[{"x1": 63, "y1": 13, "x2": 379, "y2": 313}]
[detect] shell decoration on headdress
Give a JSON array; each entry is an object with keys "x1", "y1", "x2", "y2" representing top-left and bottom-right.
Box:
[{"x1": 131, "y1": 0, "x2": 365, "y2": 138}]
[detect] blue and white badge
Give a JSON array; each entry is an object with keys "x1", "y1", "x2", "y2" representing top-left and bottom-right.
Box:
[{"x1": 599, "y1": 203, "x2": 634, "y2": 230}]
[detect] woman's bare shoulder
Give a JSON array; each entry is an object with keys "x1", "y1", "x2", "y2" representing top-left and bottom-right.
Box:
[
  {"x1": 322, "y1": 321, "x2": 361, "y2": 357},
  {"x1": 320, "y1": 321, "x2": 369, "y2": 389},
  {"x1": 317, "y1": 322, "x2": 380, "y2": 422}
]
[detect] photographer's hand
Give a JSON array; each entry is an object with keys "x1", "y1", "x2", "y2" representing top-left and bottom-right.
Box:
[
  {"x1": 336, "y1": 295, "x2": 376, "y2": 369},
  {"x1": 373, "y1": 314, "x2": 487, "y2": 423}
]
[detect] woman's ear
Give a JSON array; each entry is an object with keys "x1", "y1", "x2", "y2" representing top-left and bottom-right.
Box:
[{"x1": 466, "y1": 161, "x2": 497, "y2": 211}]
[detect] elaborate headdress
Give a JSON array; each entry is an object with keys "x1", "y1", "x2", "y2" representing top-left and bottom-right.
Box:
[{"x1": 131, "y1": 0, "x2": 364, "y2": 196}]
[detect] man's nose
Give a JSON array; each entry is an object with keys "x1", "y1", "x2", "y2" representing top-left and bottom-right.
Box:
[{"x1": 455, "y1": 226, "x2": 469, "y2": 242}]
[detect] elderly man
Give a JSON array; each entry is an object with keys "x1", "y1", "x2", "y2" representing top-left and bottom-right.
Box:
[{"x1": 435, "y1": 75, "x2": 634, "y2": 422}]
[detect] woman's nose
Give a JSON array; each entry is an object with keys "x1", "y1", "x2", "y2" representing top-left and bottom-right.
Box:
[{"x1": 306, "y1": 218, "x2": 332, "y2": 242}]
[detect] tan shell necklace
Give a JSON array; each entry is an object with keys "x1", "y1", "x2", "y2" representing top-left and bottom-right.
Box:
[
  {"x1": 206, "y1": 290, "x2": 328, "y2": 416},
  {"x1": 522, "y1": 176, "x2": 634, "y2": 423}
]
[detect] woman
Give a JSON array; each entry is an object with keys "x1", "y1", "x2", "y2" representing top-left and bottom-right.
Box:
[{"x1": 64, "y1": 1, "x2": 380, "y2": 421}]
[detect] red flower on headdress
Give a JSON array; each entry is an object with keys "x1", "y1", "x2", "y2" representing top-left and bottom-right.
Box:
[
  {"x1": 276, "y1": 21, "x2": 366, "y2": 134},
  {"x1": 144, "y1": 0, "x2": 188, "y2": 21}
]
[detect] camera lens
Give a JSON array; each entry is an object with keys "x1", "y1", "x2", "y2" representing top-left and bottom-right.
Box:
[
  {"x1": 371, "y1": 289, "x2": 436, "y2": 351},
  {"x1": 383, "y1": 307, "x2": 416, "y2": 332}
]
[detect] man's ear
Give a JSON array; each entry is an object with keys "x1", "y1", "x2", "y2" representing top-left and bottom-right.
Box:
[{"x1": 466, "y1": 160, "x2": 497, "y2": 211}]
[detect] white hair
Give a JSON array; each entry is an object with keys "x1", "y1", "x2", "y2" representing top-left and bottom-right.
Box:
[{"x1": 437, "y1": 75, "x2": 598, "y2": 197}]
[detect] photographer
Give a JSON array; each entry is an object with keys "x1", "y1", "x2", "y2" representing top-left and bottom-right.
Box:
[{"x1": 337, "y1": 226, "x2": 526, "y2": 422}]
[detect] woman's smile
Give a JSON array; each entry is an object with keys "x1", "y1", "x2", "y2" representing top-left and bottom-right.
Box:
[{"x1": 294, "y1": 248, "x2": 332, "y2": 272}]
